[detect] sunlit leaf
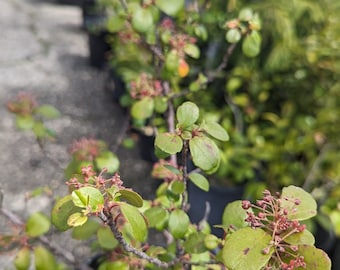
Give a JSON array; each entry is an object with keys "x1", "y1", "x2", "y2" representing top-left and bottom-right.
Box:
[
  {"x1": 120, "y1": 203, "x2": 147, "y2": 242},
  {"x1": 118, "y1": 189, "x2": 143, "y2": 208},
  {"x1": 222, "y1": 200, "x2": 249, "y2": 230},
  {"x1": 14, "y1": 247, "x2": 30, "y2": 270},
  {"x1": 132, "y1": 7, "x2": 154, "y2": 33},
  {"x1": 131, "y1": 97, "x2": 154, "y2": 120},
  {"x1": 297, "y1": 245, "x2": 331, "y2": 270},
  {"x1": 285, "y1": 229, "x2": 315, "y2": 246},
  {"x1": 281, "y1": 185, "x2": 317, "y2": 221},
  {"x1": 16, "y1": 115, "x2": 34, "y2": 130},
  {"x1": 34, "y1": 246, "x2": 59, "y2": 270},
  {"x1": 242, "y1": 30, "x2": 261, "y2": 57},
  {"x1": 222, "y1": 227, "x2": 273, "y2": 270},
  {"x1": 67, "y1": 212, "x2": 88, "y2": 227},
  {"x1": 52, "y1": 195, "x2": 82, "y2": 231},
  {"x1": 72, "y1": 186, "x2": 104, "y2": 211},
  {"x1": 26, "y1": 212, "x2": 50, "y2": 237}
]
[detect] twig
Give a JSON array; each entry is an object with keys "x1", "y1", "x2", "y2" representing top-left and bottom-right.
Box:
[{"x1": 98, "y1": 211, "x2": 178, "y2": 268}]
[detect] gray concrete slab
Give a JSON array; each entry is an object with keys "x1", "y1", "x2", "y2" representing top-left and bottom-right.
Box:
[{"x1": 0, "y1": 0, "x2": 154, "y2": 268}]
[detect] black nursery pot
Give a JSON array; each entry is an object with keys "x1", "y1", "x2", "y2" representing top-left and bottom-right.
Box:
[
  {"x1": 57, "y1": 0, "x2": 82, "y2": 5},
  {"x1": 187, "y1": 182, "x2": 244, "y2": 237},
  {"x1": 88, "y1": 31, "x2": 111, "y2": 69}
]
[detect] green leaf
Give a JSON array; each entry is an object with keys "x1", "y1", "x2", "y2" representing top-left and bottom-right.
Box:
[
  {"x1": 184, "y1": 232, "x2": 207, "y2": 253},
  {"x1": 154, "y1": 96, "x2": 168, "y2": 113},
  {"x1": 242, "y1": 30, "x2": 261, "y2": 57},
  {"x1": 189, "y1": 136, "x2": 220, "y2": 173},
  {"x1": 120, "y1": 203, "x2": 147, "y2": 242},
  {"x1": 222, "y1": 227, "x2": 273, "y2": 270},
  {"x1": 297, "y1": 245, "x2": 331, "y2": 270},
  {"x1": 95, "y1": 151, "x2": 120, "y2": 173},
  {"x1": 26, "y1": 212, "x2": 50, "y2": 237},
  {"x1": 35, "y1": 105, "x2": 60, "y2": 119},
  {"x1": 118, "y1": 189, "x2": 143, "y2": 208},
  {"x1": 169, "y1": 180, "x2": 185, "y2": 194},
  {"x1": 72, "y1": 218, "x2": 100, "y2": 240},
  {"x1": 72, "y1": 186, "x2": 104, "y2": 211},
  {"x1": 168, "y1": 209, "x2": 190, "y2": 239},
  {"x1": 202, "y1": 121, "x2": 229, "y2": 141},
  {"x1": 34, "y1": 246, "x2": 58, "y2": 270},
  {"x1": 132, "y1": 7, "x2": 154, "y2": 33},
  {"x1": 107, "y1": 16, "x2": 125, "y2": 33},
  {"x1": 98, "y1": 261, "x2": 129, "y2": 270},
  {"x1": 67, "y1": 212, "x2": 88, "y2": 227},
  {"x1": 155, "y1": 132, "x2": 183, "y2": 154},
  {"x1": 222, "y1": 200, "x2": 249, "y2": 230},
  {"x1": 52, "y1": 195, "x2": 82, "y2": 231},
  {"x1": 144, "y1": 206, "x2": 169, "y2": 230},
  {"x1": 238, "y1": 8, "x2": 253, "y2": 21},
  {"x1": 285, "y1": 229, "x2": 315, "y2": 246},
  {"x1": 184, "y1": 44, "x2": 200, "y2": 59},
  {"x1": 155, "y1": 0, "x2": 184, "y2": 16},
  {"x1": 281, "y1": 185, "x2": 317, "y2": 221},
  {"x1": 131, "y1": 97, "x2": 154, "y2": 120},
  {"x1": 32, "y1": 121, "x2": 48, "y2": 138},
  {"x1": 188, "y1": 172, "x2": 209, "y2": 192},
  {"x1": 16, "y1": 115, "x2": 34, "y2": 130},
  {"x1": 176, "y1": 101, "x2": 199, "y2": 128},
  {"x1": 226, "y1": 28, "x2": 242, "y2": 43},
  {"x1": 97, "y1": 226, "x2": 118, "y2": 250},
  {"x1": 165, "y1": 50, "x2": 180, "y2": 72},
  {"x1": 14, "y1": 247, "x2": 30, "y2": 270}
]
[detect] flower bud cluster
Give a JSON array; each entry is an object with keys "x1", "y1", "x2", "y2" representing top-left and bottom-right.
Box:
[
  {"x1": 69, "y1": 138, "x2": 106, "y2": 161},
  {"x1": 130, "y1": 73, "x2": 162, "y2": 99},
  {"x1": 242, "y1": 189, "x2": 307, "y2": 269},
  {"x1": 7, "y1": 92, "x2": 37, "y2": 116}
]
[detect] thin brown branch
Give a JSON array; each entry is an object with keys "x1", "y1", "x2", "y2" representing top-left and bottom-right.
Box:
[{"x1": 98, "y1": 211, "x2": 178, "y2": 268}]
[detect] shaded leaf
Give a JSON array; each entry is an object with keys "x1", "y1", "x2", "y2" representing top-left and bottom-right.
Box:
[
  {"x1": 26, "y1": 212, "x2": 50, "y2": 237},
  {"x1": 155, "y1": 0, "x2": 184, "y2": 16},
  {"x1": 184, "y1": 232, "x2": 207, "y2": 253},
  {"x1": 97, "y1": 226, "x2": 118, "y2": 250},
  {"x1": 202, "y1": 121, "x2": 229, "y2": 141},
  {"x1": 132, "y1": 7, "x2": 154, "y2": 33},
  {"x1": 169, "y1": 180, "x2": 185, "y2": 194},
  {"x1": 34, "y1": 246, "x2": 58, "y2": 270},
  {"x1": 242, "y1": 30, "x2": 261, "y2": 57},
  {"x1": 176, "y1": 102, "x2": 199, "y2": 128},
  {"x1": 120, "y1": 203, "x2": 147, "y2": 242},
  {"x1": 155, "y1": 132, "x2": 183, "y2": 154},
  {"x1": 188, "y1": 172, "x2": 209, "y2": 192},
  {"x1": 131, "y1": 97, "x2": 154, "y2": 120},
  {"x1": 52, "y1": 195, "x2": 82, "y2": 231},
  {"x1": 281, "y1": 185, "x2": 317, "y2": 221},
  {"x1": 144, "y1": 206, "x2": 169, "y2": 230},
  {"x1": 72, "y1": 218, "x2": 100, "y2": 240},
  {"x1": 118, "y1": 189, "x2": 143, "y2": 208},
  {"x1": 35, "y1": 105, "x2": 60, "y2": 119},
  {"x1": 222, "y1": 227, "x2": 273, "y2": 270},
  {"x1": 189, "y1": 136, "x2": 220, "y2": 173},
  {"x1": 95, "y1": 151, "x2": 120, "y2": 173},
  {"x1": 168, "y1": 209, "x2": 189, "y2": 239},
  {"x1": 98, "y1": 261, "x2": 129, "y2": 270},
  {"x1": 16, "y1": 115, "x2": 34, "y2": 130}
]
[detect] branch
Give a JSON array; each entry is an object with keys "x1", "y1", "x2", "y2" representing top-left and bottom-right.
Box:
[{"x1": 98, "y1": 211, "x2": 178, "y2": 268}]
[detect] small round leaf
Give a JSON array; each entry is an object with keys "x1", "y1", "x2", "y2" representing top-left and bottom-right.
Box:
[
  {"x1": 26, "y1": 212, "x2": 50, "y2": 237},
  {"x1": 95, "y1": 151, "x2": 120, "y2": 173},
  {"x1": 120, "y1": 203, "x2": 147, "y2": 242},
  {"x1": 155, "y1": 0, "x2": 184, "y2": 16},
  {"x1": 67, "y1": 212, "x2": 88, "y2": 227},
  {"x1": 71, "y1": 186, "x2": 104, "y2": 211},
  {"x1": 97, "y1": 226, "x2": 118, "y2": 250},
  {"x1": 202, "y1": 121, "x2": 229, "y2": 141},
  {"x1": 242, "y1": 30, "x2": 261, "y2": 57},
  {"x1": 226, "y1": 28, "x2": 241, "y2": 43},
  {"x1": 132, "y1": 7, "x2": 154, "y2": 33},
  {"x1": 131, "y1": 97, "x2": 154, "y2": 120},
  {"x1": 14, "y1": 247, "x2": 30, "y2": 270},
  {"x1": 188, "y1": 172, "x2": 209, "y2": 192},
  {"x1": 118, "y1": 189, "x2": 143, "y2": 208},
  {"x1": 176, "y1": 101, "x2": 199, "y2": 128},
  {"x1": 168, "y1": 209, "x2": 190, "y2": 239},
  {"x1": 155, "y1": 132, "x2": 183, "y2": 154}
]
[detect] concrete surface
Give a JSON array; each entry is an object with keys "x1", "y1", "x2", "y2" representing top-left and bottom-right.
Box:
[{"x1": 0, "y1": 0, "x2": 154, "y2": 268}]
